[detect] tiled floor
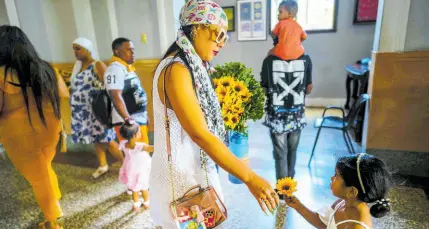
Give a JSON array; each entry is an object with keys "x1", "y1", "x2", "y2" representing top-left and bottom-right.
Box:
[{"x1": 1, "y1": 108, "x2": 428, "y2": 229}]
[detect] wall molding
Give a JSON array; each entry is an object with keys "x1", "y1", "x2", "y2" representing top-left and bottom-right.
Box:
[{"x1": 305, "y1": 98, "x2": 346, "y2": 108}]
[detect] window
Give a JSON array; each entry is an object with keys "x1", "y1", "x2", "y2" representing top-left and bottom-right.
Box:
[{"x1": 270, "y1": 0, "x2": 338, "y2": 33}]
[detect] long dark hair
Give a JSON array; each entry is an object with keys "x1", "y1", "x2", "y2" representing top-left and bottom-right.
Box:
[
  {"x1": 0, "y1": 25, "x2": 61, "y2": 125},
  {"x1": 336, "y1": 154, "x2": 393, "y2": 218}
]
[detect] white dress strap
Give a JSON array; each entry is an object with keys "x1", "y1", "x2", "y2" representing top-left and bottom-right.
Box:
[
  {"x1": 329, "y1": 200, "x2": 345, "y2": 222},
  {"x1": 336, "y1": 220, "x2": 371, "y2": 229}
]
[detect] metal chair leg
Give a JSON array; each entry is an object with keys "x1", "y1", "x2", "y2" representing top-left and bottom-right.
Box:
[
  {"x1": 346, "y1": 131, "x2": 356, "y2": 154},
  {"x1": 308, "y1": 126, "x2": 323, "y2": 166},
  {"x1": 342, "y1": 130, "x2": 352, "y2": 153}
]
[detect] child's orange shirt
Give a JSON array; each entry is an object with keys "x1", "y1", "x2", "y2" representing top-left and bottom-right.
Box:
[{"x1": 273, "y1": 18, "x2": 307, "y2": 60}]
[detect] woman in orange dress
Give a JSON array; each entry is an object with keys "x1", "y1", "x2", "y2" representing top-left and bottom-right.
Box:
[{"x1": 0, "y1": 25, "x2": 68, "y2": 229}]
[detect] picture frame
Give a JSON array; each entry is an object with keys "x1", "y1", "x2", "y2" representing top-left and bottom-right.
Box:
[
  {"x1": 222, "y1": 6, "x2": 235, "y2": 32},
  {"x1": 237, "y1": 0, "x2": 267, "y2": 41},
  {"x1": 353, "y1": 0, "x2": 379, "y2": 24},
  {"x1": 269, "y1": 0, "x2": 339, "y2": 33}
]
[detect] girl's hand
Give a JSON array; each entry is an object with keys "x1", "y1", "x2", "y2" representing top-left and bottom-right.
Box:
[
  {"x1": 285, "y1": 196, "x2": 301, "y2": 209},
  {"x1": 143, "y1": 145, "x2": 154, "y2": 153},
  {"x1": 245, "y1": 173, "x2": 279, "y2": 215}
]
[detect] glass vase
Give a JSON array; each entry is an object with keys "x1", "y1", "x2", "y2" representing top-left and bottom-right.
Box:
[{"x1": 228, "y1": 131, "x2": 249, "y2": 184}]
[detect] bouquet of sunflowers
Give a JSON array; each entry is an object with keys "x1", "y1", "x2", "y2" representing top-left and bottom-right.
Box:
[{"x1": 211, "y1": 62, "x2": 265, "y2": 135}]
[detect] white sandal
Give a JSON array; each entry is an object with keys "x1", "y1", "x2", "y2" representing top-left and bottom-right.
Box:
[
  {"x1": 142, "y1": 200, "x2": 150, "y2": 209},
  {"x1": 132, "y1": 201, "x2": 143, "y2": 212},
  {"x1": 92, "y1": 165, "x2": 108, "y2": 179}
]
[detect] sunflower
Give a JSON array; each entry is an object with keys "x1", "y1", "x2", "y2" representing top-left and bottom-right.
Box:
[
  {"x1": 217, "y1": 91, "x2": 225, "y2": 103},
  {"x1": 231, "y1": 104, "x2": 244, "y2": 114},
  {"x1": 221, "y1": 108, "x2": 228, "y2": 118},
  {"x1": 225, "y1": 113, "x2": 238, "y2": 129},
  {"x1": 215, "y1": 86, "x2": 228, "y2": 98},
  {"x1": 230, "y1": 114, "x2": 240, "y2": 125},
  {"x1": 218, "y1": 76, "x2": 235, "y2": 88},
  {"x1": 223, "y1": 112, "x2": 232, "y2": 123},
  {"x1": 233, "y1": 81, "x2": 247, "y2": 93},
  {"x1": 213, "y1": 78, "x2": 219, "y2": 87},
  {"x1": 234, "y1": 97, "x2": 244, "y2": 107},
  {"x1": 239, "y1": 89, "x2": 252, "y2": 103},
  {"x1": 222, "y1": 95, "x2": 234, "y2": 107},
  {"x1": 276, "y1": 177, "x2": 297, "y2": 197}
]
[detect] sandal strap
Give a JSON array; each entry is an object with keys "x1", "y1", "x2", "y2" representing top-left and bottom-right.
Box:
[
  {"x1": 38, "y1": 221, "x2": 47, "y2": 229},
  {"x1": 38, "y1": 221, "x2": 63, "y2": 229},
  {"x1": 133, "y1": 201, "x2": 142, "y2": 208}
]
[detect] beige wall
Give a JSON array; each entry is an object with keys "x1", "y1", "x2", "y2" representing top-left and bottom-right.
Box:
[
  {"x1": 91, "y1": 0, "x2": 114, "y2": 60},
  {"x1": 43, "y1": 0, "x2": 77, "y2": 62},
  {"x1": 15, "y1": 0, "x2": 53, "y2": 60},
  {"x1": 115, "y1": 0, "x2": 160, "y2": 59},
  {"x1": 0, "y1": 0, "x2": 9, "y2": 25},
  {"x1": 404, "y1": 0, "x2": 429, "y2": 51}
]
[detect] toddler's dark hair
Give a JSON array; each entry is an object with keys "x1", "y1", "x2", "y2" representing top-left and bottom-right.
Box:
[
  {"x1": 119, "y1": 120, "x2": 140, "y2": 140},
  {"x1": 336, "y1": 154, "x2": 393, "y2": 218},
  {"x1": 280, "y1": 0, "x2": 298, "y2": 18}
]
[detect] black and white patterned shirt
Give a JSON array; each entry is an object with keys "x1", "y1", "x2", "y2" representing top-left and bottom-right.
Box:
[{"x1": 260, "y1": 55, "x2": 313, "y2": 134}]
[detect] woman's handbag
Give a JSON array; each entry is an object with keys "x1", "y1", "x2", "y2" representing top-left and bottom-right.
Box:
[
  {"x1": 58, "y1": 119, "x2": 67, "y2": 153},
  {"x1": 162, "y1": 67, "x2": 228, "y2": 229}
]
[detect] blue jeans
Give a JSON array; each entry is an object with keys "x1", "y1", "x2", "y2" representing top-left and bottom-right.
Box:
[{"x1": 270, "y1": 129, "x2": 302, "y2": 180}]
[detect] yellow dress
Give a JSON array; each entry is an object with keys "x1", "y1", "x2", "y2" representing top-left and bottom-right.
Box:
[{"x1": 0, "y1": 68, "x2": 64, "y2": 221}]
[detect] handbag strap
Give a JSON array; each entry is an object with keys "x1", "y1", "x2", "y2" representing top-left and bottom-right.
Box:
[
  {"x1": 60, "y1": 119, "x2": 65, "y2": 133},
  {"x1": 162, "y1": 61, "x2": 210, "y2": 203}
]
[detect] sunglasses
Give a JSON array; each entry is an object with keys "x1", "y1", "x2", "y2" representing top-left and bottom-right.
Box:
[
  {"x1": 205, "y1": 24, "x2": 229, "y2": 44},
  {"x1": 214, "y1": 28, "x2": 229, "y2": 44}
]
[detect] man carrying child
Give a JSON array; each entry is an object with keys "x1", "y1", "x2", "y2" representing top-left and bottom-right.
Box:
[{"x1": 262, "y1": 0, "x2": 313, "y2": 195}]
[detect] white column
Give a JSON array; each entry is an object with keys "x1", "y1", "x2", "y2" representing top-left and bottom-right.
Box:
[
  {"x1": 154, "y1": 0, "x2": 177, "y2": 54},
  {"x1": 106, "y1": 0, "x2": 119, "y2": 39},
  {"x1": 4, "y1": 0, "x2": 20, "y2": 27},
  {"x1": 374, "y1": 0, "x2": 411, "y2": 52},
  {"x1": 156, "y1": 0, "x2": 169, "y2": 54},
  {"x1": 173, "y1": 0, "x2": 185, "y2": 34},
  {"x1": 71, "y1": 0, "x2": 99, "y2": 55}
]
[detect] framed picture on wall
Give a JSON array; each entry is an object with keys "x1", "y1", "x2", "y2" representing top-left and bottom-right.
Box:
[
  {"x1": 223, "y1": 6, "x2": 235, "y2": 32},
  {"x1": 270, "y1": 0, "x2": 339, "y2": 33},
  {"x1": 237, "y1": 0, "x2": 267, "y2": 41},
  {"x1": 354, "y1": 0, "x2": 379, "y2": 24}
]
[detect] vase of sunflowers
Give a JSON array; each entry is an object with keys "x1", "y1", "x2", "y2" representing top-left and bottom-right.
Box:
[
  {"x1": 227, "y1": 131, "x2": 249, "y2": 184},
  {"x1": 211, "y1": 62, "x2": 265, "y2": 184}
]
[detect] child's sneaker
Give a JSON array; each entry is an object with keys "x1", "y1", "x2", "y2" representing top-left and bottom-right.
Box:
[{"x1": 92, "y1": 165, "x2": 108, "y2": 179}]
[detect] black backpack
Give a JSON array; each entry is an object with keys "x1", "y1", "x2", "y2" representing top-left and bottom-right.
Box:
[
  {"x1": 92, "y1": 89, "x2": 112, "y2": 128},
  {"x1": 90, "y1": 67, "x2": 113, "y2": 128}
]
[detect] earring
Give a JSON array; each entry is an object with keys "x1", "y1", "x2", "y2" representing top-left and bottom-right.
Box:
[{"x1": 191, "y1": 28, "x2": 197, "y2": 40}]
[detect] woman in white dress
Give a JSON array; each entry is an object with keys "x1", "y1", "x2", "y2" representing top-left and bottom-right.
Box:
[{"x1": 150, "y1": 1, "x2": 279, "y2": 228}]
